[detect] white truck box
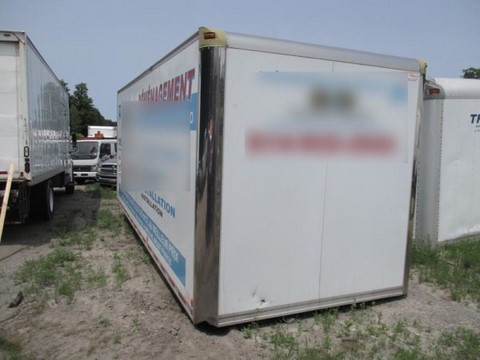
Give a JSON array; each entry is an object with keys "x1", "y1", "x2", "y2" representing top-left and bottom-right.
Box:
[
  {"x1": 117, "y1": 27, "x2": 425, "y2": 326},
  {"x1": 416, "y1": 78, "x2": 480, "y2": 244},
  {"x1": 87, "y1": 125, "x2": 117, "y2": 139},
  {"x1": 0, "y1": 30, "x2": 74, "y2": 223}
]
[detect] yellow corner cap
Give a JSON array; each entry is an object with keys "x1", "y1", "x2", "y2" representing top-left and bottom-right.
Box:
[
  {"x1": 199, "y1": 27, "x2": 227, "y2": 48},
  {"x1": 418, "y1": 59, "x2": 428, "y2": 75}
]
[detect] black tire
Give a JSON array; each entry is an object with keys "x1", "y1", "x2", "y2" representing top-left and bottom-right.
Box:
[
  {"x1": 65, "y1": 182, "x2": 75, "y2": 194},
  {"x1": 29, "y1": 180, "x2": 54, "y2": 221}
]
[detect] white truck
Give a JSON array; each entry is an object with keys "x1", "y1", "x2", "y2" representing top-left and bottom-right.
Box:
[
  {"x1": 117, "y1": 27, "x2": 425, "y2": 326},
  {"x1": 87, "y1": 125, "x2": 117, "y2": 138},
  {"x1": 416, "y1": 78, "x2": 480, "y2": 244},
  {"x1": 72, "y1": 129, "x2": 117, "y2": 184},
  {"x1": 0, "y1": 30, "x2": 74, "y2": 224}
]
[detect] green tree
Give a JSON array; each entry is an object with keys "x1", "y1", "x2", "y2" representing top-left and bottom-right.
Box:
[
  {"x1": 71, "y1": 83, "x2": 109, "y2": 135},
  {"x1": 69, "y1": 105, "x2": 82, "y2": 135},
  {"x1": 72, "y1": 83, "x2": 93, "y2": 110},
  {"x1": 462, "y1": 67, "x2": 480, "y2": 79},
  {"x1": 60, "y1": 79, "x2": 80, "y2": 134},
  {"x1": 59, "y1": 80, "x2": 113, "y2": 136},
  {"x1": 59, "y1": 79, "x2": 70, "y2": 94}
]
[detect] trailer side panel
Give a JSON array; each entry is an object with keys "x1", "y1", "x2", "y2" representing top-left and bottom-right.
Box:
[
  {"x1": 117, "y1": 39, "x2": 199, "y2": 317},
  {"x1": 25, "y1": 37, "x2": 70, "y2": 184}
]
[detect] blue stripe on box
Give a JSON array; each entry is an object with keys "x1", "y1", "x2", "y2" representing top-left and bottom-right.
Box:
[{"x1": 119, "y1": 190, "x2": 186, "y2": 286}]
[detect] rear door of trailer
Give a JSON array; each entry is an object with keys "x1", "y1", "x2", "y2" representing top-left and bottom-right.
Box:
[
  {"x1": 217, "y1": 39, "x2": 421, "y2": 323},
  {"x1": 0, "y1": 33, "x2": 23, "y2": 179}
]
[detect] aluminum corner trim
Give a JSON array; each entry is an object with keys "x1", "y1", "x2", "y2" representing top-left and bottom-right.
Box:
[
  {"x1": 193, "y1": 45, "x2": 226, "y2": 325},
  {"x1": 199, "y1": 26, "x2": 227, "y2": 48},
  {"x1": 404, "y1": 76, "x2": 425, "y2": 293}
]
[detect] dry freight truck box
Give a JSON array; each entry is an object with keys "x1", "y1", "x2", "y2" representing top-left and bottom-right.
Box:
[
  {"x1": 416, "y1": 78, "x2": 480, "y2": 244},
  {"x1": 0, "y1": 30, "x2": 74, "y2": 224},
  {"x1": 117, "y1": 27, "x2": 425, "y2": 327}
]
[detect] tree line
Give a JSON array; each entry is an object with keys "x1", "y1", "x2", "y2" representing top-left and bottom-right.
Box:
[
  {"x1": 462, "y1": 67, "x2": 480, "y2": 79},
  {"x1": 60, "y1": 81, "x2": 115, "y2": 137}
]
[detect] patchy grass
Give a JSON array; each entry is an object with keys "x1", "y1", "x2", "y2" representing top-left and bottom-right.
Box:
[
  {"x1": 54, "y1": 228, "x2": 96, "y2": 250},
  {"x1": 98, "y1": 316, "x2": 111, "y2": 328},
  {"x1": 12, "y1": 183, "x2": 125, "y2": 305},
  {"x1": 113, "y1": 332, "x2": 121, "y2": 345},
  {"x1": 15, "y1": 248, "x2": 82, "y2": 303},
  {"x1": 97, "y1": 209, "x2": 124, "y2": 235},
  {"x1": 244, "y1": 304, "x2": 480, "y2": 359},
  {"x1": 111, "y1": 254, "x2": 129, "y2": 287},
  {"x1": 15, "y1": 249, "x2": 110, "y2": 303},
  {"x1": 98, "y1": 186, "x2": 117, "y2": 200},
  {"x1": 0, "y1": 335, "x2": 24, "y2": 360},
  {"x1": 435, "y1": 327, "x2": 480, "y2": 359},
  {"x1": 86, "y1": 182, "x2": 117, "y2": 199},
  {"x1": 86, "y1": 267, "x2": 108, "y2": 288},
  {"x1": 411, "y1": 237, "x2": 480, "y2": 303}
]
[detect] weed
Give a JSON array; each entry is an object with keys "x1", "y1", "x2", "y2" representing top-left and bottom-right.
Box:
[
  {"x1": 86, "y1": 267, "x2": 107, "y2": 288},
  {"x1": 122, "y1": 217, "x2": 136, "y2": 237},
  {"x1": 111, "y1": 254, "x2": 129, "y2": 287},
  {"x1": 411, "y1": 237, "x2": 480, "y2": 303},
  {"x1": 98, "y1": 316, "x2": 111, "y2": 328},
  {"x1": 392, "y1": 346, "x2": 422, "y2": 360},
  {"x1": 321, "y1": 334, "x2": 332, "y2": 353},
  {"x1": 56, "y1": 273, "x2": 81, "y2": 303},
  {"x1": 131, "y1": 316, "x2": 141, "y2": 332},
  {"x1": 113, "y1": 333, "x2": 121, "y2": 345},
  {"x1": 97, "y1": 209, "x2": 123, "y2": 235},
  {"x1": 390, "y1": 319, "x2": 408, "y2": 343},
  {"x1": 314, "y1": 308, "x2": 338, "y2": 334},
  {"x1": 269, "y1": 324, "x2": 298, "y2": 359},
  {"x1": 243, "y1": 321, "x2": 259, "y2": 339},
  {"x1": 140, "y1": 252, "x2": 151, "y2": 264},
  {"x1": 297, "y1": 346, "x2": 335, "y2": 360}
]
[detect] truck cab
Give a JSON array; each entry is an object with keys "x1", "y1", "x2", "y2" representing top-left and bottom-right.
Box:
[{"x1": 72, "y1": 138, "x2": 117, "y2": 184}]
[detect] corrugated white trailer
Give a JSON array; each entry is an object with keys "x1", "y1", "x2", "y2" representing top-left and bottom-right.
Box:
[
  {"x1": 0, "y1": 30, "x2": 74, "y2": 224},
  {"x1": 117, "y1": 27, "x2": 425, "y2": 326},
  {"x1": 416, "y1": 78, "x2": 480, "y2": 244}
]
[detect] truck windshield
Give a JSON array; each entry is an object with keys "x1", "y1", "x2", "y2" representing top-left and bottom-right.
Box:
[{"x1": 71, "y1": 142, "x2": 99, "y2": 160}]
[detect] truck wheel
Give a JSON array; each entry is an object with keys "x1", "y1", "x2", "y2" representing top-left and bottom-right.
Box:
[
  {"x1": 65, "y1": 182, "x2": 75, "y2": 194},
  {"x1": 43, "y1": 180, "x2": 54, "y2": 220},
  {"x1": 29, "y1": 180, "x2": 54, "y2": 220}
]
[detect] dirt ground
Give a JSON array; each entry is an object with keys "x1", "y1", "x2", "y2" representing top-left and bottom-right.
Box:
[{"x1": 0, "y1": 185, "x2": 479, "y2": 359}]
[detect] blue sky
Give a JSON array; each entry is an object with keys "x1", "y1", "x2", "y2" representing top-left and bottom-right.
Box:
[{"x1": 1, "y1": 0, "x2": 478, "y2": 121}]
